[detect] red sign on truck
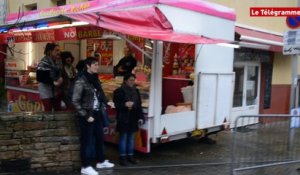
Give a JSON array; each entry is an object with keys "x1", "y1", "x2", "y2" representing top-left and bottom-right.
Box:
[
  {"x1": 32, "y1": 30, "x2": 55, "y2": 42},
  {"x1": 55, "y1": 27, "x2": 77, "y2": 41}
]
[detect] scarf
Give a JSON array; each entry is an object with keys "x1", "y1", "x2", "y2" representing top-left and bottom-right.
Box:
[
  {"x1": 121, "y1": 83, "x2": 139, "y2": 109},
  {"x1": 83, "y1": 70, "x2": 101, "y2": 92},
  {"x1": 64, "y1": 65, "x2": 76, "y2": 79}
]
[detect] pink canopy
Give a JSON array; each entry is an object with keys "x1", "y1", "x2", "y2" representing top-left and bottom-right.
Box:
[
  {"x1": 64, "y1": 0, "x2": 236, "y2": 44},
  {"x1": 4, "y1": 0, "x2": 236, "y2": 44}
]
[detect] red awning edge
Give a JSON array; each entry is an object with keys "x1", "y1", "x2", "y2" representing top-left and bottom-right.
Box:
[{"x1": 236, "y1": 26, "x2": 283, "y2": 52}]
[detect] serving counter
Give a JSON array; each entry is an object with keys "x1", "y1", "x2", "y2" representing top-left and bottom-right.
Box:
[
  {"x1": 6, "y1": 85, "x2": 44, "y2": 112},
  {"x1": 162, "y1": 76, "x2": 191, "y2": 112}
]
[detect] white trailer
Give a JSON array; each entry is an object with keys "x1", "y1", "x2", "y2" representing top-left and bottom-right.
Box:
[
  {"x1": 67, "y1": 0, "x2": 237, "y2": 153},
  {"x1": 90, "y1": 1, "x2": 236, "y2": 153},
  {"x1": 1, "y1": 0, "x2": 236, "y2": 153}
]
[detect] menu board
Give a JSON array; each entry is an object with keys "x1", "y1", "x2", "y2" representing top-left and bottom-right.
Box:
[{"x1": 5, "y1": 60, "x2": 25, "y2": 70}]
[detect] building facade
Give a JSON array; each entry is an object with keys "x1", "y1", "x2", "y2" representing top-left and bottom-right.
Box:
[{"x1": 209, "y1": 0, "x2": 298, "y2": 120}]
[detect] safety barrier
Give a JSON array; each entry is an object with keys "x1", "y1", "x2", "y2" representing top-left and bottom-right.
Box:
[{"x1": 231, "y1": 115, "x2": 300, "y2": 175}]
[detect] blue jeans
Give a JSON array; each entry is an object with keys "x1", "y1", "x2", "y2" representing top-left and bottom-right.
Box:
[
  {"x1": 119, "y1": 132, "x2": 135, "y2": 156},
  {"x1": 79, "y1": 111, "x2": 105, "y2": 167}
]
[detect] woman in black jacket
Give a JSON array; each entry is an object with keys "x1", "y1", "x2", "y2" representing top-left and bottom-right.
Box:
[
  {"x1": 60, "y1": 51, "x2": 76, "y2": 110},
  {"x1": 72, "y1": 57, "x2": 114, "y2": 175},
  {"x1": 113, "y1": 73, "x2": 145, "y2": 166}
]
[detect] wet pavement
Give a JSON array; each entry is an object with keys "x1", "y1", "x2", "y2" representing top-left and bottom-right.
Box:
[{"x1": 1, "y1": 128, "x2": 300, "y2": 175}]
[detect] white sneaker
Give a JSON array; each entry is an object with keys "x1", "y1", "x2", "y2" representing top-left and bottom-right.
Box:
[
  {"x1": 96, "y1": 160, "x2": 115, "y2": 169},
  {"x1": 81, "y1": 166, "x2": 99, "y2": 175}
]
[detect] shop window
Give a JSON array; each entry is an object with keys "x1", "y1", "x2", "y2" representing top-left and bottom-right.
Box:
[
  {"x1": 233, "y1": 67, "x2": 244, "y2": 107},
  {"x1": 24, "y1": 3, "x2": 37, "y2": 11},
  {"x1": 263, "y1": 64, "x2": 273, "y2": 109},
  {"x1": 246, "y1": 66, "x2": 259, "y2": 106}
]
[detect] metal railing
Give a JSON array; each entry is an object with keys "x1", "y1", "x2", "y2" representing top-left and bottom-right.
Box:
[{"x1": 231, "y1": 115, "x2": 300, "y2": 175}]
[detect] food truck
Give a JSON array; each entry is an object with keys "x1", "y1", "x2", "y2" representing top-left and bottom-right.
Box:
[{"x1": 0, "y1": 0, "x2": 236, "y2": 153}]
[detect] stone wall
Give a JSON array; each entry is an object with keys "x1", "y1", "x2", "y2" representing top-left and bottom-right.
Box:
[{"x1": 0, "y1": 112, "x2": 80, "y2": 172}]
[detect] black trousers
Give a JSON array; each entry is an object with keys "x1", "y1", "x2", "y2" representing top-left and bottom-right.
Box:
[{"x1": 79, "y1": 111, "x2": 105, "y2": 167}]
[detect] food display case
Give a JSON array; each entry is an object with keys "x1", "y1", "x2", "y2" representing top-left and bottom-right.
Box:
[{"x1": 100, "y1": 66, "x2": 151, "y2": 110}]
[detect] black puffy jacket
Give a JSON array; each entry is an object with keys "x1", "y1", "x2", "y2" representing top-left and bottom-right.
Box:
[{"x1": 72, "y1": 74, "x2": 107, "y2": 119}]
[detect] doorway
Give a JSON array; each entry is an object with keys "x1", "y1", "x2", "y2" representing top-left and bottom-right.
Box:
[{"x1": 231, "y1": 63, "x2": 260, "y2": 127}]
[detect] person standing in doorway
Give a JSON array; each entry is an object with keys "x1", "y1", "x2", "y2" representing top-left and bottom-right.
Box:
[
  {"x1": 36, "y1": 43, "x2": 63, "y2": 112},
  {"x1": 113, "y1": 73, "x2": 145, "y2": 166},
  {"x1": 72, "y1": 57, "x2": 114, "y2": 175}
]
